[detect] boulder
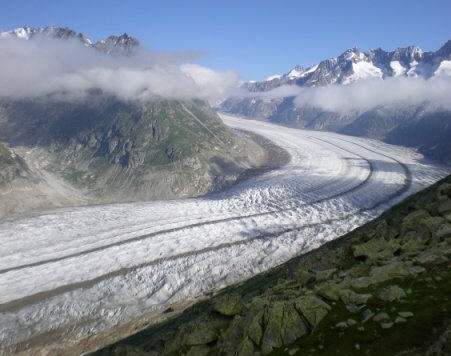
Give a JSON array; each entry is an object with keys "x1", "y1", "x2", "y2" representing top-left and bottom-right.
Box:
[
  {"x1": 377, "y1": 285, "x2": 406, "y2": 302},
  {"x1": 373, "y1": 312, "x2": 390, "y2": 322},
  {"x1": 236, "y1": 337, "x2": 254, "y2": 356},
  {"x1": 369, "y1": 261, "x2": 412, "y2": 281},
  {"x1": 335, "y1": 321, "x2": 348, "y2": 330},
  {"x1": 219, "y1": 315, "x2": 246, "y2": 353},
  {"x1": 185, "y1": 322, "x2": 219, "y2": 346},
  {"x1": 350, "y1": 261, "x2": 411, "y2": 289},
  {"x1": 401, "y1": 237, "x2": 425, "y2": 256},
  {"x1": 436, "y1": 223, "x2": 451, "y2": 239},
  {"x1": 409, "y1": 265, "x2": 426, "y2": 275},
  {"x1": 280, "y1": 302, "x2": 308, "y2": 344},
  {"x1": 402, "y1": 210, "x2": 431, "y2": 232},
  {"x1": 398, "y1": 311, "x2": 414, "y2": 318},
  {"x1": 366, "y1": 220, "x2": 390, "y2": 239},
  {"x1": 315, "y1": 283, "x2": 344, "y2": 301},
  {"x1": 294, "y1": 295, "x2": 331, "y2": 329},
  {"x1": 220, "y1": 300, "x2": 265, "y2": 353},
  {"x1": 315, "y1": 268, "x2": 337, "y2": 282},
  {"x1": 352, "y1": 238, "x2": 400, "y2": 262},
  {"x1": 212, "y1": 293, "x2": 244, "y2": 316},
  {"x1": 260, "y1": 301, "x2": 308, "y2": 353},
  {"x1": 338, "y1": 289, "x2": 372, "y2": 305},
  {"x1": 244, "y1": 298, "x2": 266, "y2": 346},
  {"x1": 380, "y1": 322, "x2": 394, "y2": 329},
  {"x1": 421, "y1": 216, "x2": 447, "y2": 234},
  {"x1": 362, "y1": 309, "x2": 375, "y2": 323},
  {"x1": 415, "y1": 249, "x2": 448, "y2": 265},
  {"x1": 293, "y1": 269, "x2": 315, "y2": 286},
  {"x1": 260, "y1": 302, "x2": 284, "y2": 353},
  {"x1": 165, "y1": 319, "x2": 219, "y2": 354}
]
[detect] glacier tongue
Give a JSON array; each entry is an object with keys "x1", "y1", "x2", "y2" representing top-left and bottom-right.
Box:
[{"x1": 0, "y1": 115, "x2": 448, "y2": 353}]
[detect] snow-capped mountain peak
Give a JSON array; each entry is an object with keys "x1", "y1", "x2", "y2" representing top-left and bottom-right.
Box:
[
  {"x1": 11, "y1": 26, "x2": 33, "y2": 39},
  {"x1": 287, "y1": 65, "x2": 305, "y2": 78},
  {"x1": 0, "y1": 26, "x2": 139, "y2": 53},
  {"x1": 241, "y1": 39, "x2": 451, "y2": 91}
]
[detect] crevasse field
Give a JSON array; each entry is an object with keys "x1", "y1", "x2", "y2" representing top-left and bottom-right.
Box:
[{"x1": 0, "y1": 114, "x2": 448, "y2": 352}]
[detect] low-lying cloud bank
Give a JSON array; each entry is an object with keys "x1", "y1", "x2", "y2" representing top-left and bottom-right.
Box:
[
  {"x1": 0, "y1": 36, "x2": 239, "y2": 103},
  {"x1": 3, "y1": 34, "x2": 450, "y2": 111},
  {"x1": 255, "y1": 76, "x2": 451, "y2": 113}
]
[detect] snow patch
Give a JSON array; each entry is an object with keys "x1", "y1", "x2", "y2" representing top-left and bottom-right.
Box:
[
  {"x1": 287, "y1": 68, "x2": 304, "y2": 78},
  {"x1": 266, "y1": 74, "x2": 282, "y2": 81},
  {"x1": 343, "y1": 61, "x2": 383, "y2": 84},
  {"x1": 390, "y1": 61, "x2": 406, "y2": 76}
]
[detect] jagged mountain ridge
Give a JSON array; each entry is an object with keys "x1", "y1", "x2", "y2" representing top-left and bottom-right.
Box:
[
  {"x1": 0, "y1": 26, "x2": 139, "y2": 54},
  {"x1": 220, "y1": 40, "x2": 451, "y2": 165},
  {"x1": 246, "y1": 40, "x2": 451, "y2": 92}
]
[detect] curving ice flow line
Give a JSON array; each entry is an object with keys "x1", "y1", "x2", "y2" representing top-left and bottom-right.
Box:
[
  {"x1": 0, "y1": 114, "x2": 448, "y2": 352},
  {"x1": 0, "y1": 135, "x2": 410, "y2": 313},
  {"x1": 0, "y1": 136, "x2": 374, "y2": 275}
]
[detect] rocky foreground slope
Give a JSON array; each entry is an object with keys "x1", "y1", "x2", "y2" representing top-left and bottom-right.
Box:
[{"x1": 94, "y1": 174, "x2": 451, "y2": 355}]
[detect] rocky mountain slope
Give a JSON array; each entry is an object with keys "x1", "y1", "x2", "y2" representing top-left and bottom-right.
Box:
[
  {"x1": 0, "y1": 142, "x2": 25, "y2": 185},
  {"x1": 220, "y1": 40, "x2": 451, "y2": 164},
  {"x1": 0, "y1": 96, "x2": 267, "y2": 218},
  {"x1": 0, "y1": 27, "x2": 268, "y2": 218},
  {"x1": 93, "y1": 174, "x2": 451, "y2": 355}
]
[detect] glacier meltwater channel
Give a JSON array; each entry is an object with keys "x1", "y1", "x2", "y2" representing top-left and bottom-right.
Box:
[{"x1": 0, "y1": 114, "x2": 449, "y2": 353}]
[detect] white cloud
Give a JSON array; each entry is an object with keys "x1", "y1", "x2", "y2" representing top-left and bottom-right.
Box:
[
  {"x1": 0, "y1": 36, "x2": 240, "y2": 103},
  {"x1": 253, "y1": 76, "x2": 451, "y2": 113}
]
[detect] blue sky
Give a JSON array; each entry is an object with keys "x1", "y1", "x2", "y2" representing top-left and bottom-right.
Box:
[{"x1": 1, "y1": 0, "x2": 450, "y2": 80}]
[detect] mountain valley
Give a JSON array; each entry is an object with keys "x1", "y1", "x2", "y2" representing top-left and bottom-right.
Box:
[{"x1": 0, "y1": 22, "x2": 451, "y2": 356}]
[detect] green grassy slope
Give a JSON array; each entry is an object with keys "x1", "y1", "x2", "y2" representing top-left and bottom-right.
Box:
[{"x1": 93, "y1": 175, "x2": 451, "y2": 355}]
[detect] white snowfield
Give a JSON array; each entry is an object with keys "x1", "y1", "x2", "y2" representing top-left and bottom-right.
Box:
[{"x1": 0, "y1": 114, "x2": 449, "y2": 352}]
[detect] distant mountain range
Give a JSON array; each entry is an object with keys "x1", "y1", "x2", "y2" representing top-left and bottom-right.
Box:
[
  {"x1": 0, "y1": 27, "x2": 267, "y2": 218},
  {"x1": 220, "y1": 40, "x2": 451, "y2": 165},
  {"x1": 0, "y1": 26, "x2": 139, "y2": 54},
  {"x1": 249, "y1": 40, "x2": 451, "y2": 91}
]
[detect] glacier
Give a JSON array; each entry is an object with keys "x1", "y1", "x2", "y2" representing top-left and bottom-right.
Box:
[{"x1": 0, "y1": 114, "x2": 449, "y2": 353}]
